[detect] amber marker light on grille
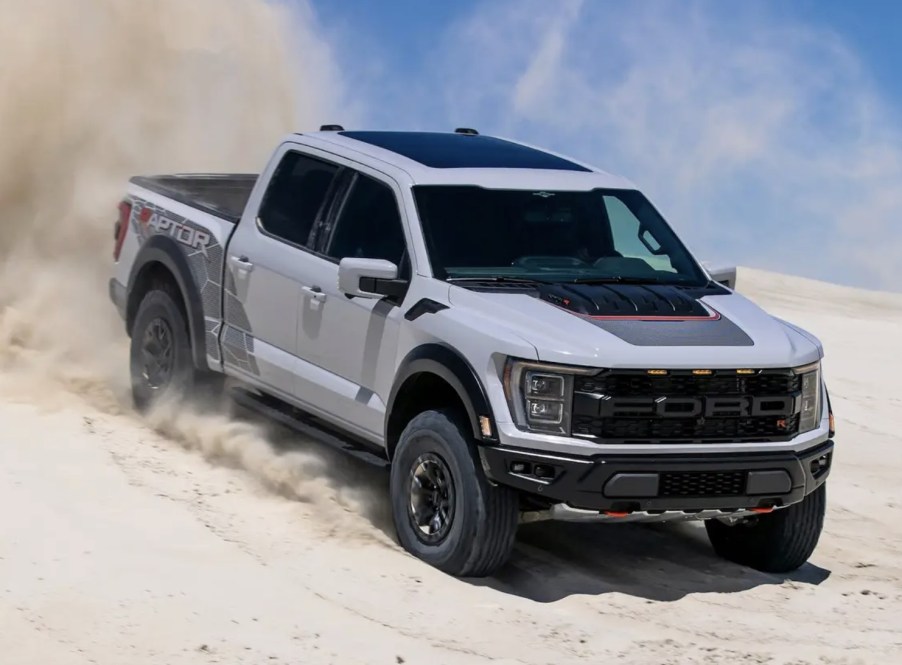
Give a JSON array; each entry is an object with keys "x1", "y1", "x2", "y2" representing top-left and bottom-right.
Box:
[
  {"x1": 736, "y1": 369, "x2": 755, "y2": 375},
  {"x1": 692, "y1": 369, "x2": 713, "y2": 375},
  {"x1": 647, "y1": 369, "x2": 668, "y2": 375}
]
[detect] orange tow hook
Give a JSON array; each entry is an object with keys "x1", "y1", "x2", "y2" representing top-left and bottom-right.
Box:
[
  {"x1": 604, "y1": 511, "x2": 631, "y2": 517},
  {"x1": 751, "y1": 507, "x2": 775, "y2": 514}
]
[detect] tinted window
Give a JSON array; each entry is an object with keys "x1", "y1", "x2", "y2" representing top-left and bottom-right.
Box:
[
  {"x1": 413, "y1": 186, "x2": 705, "y2": 285},
  {"x1": 605, "y1": 196, "x2": 675, "y2": 272},
  {"x1": 258, "y1": 151, "x2": 338, "y2": 247},
  {"x1": 326, "y1": 174, "x2": 407, "y2": 267}
]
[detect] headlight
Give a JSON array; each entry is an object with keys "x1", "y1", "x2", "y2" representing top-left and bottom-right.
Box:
[
  {"x1": 793, "y1": 361, "x2": 822, "y2": 434},
  {"x1": 503, "y1": 359, "x2": 594, "y2": 435}
]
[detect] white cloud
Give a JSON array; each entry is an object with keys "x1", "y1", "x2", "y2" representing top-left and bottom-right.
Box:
[
  {"x1": 511, "y1": 1, "x2": 583, "y2": 114},
  {"x1": 429, "y1": 0, "x2": 902, "y2": 289}
]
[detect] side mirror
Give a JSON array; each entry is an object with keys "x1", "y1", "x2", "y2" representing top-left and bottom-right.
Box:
[
  {"x1": 701, "y1": 261, "x2": 737, "y2": 289},
  {"x1": 338, "y1": 258, "x2": 406, "y2": 299}
]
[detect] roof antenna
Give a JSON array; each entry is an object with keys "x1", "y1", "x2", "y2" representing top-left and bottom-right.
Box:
[
  {"x1": 454, "y1": 127, "x2": 479, "y2": 135},
  {"x1": 320, "y1": 124, "x2": 344, "y2": 131}
]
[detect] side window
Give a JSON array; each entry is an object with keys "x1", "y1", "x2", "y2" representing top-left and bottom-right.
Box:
[
  {"x1": 325, "y1": 173, "x2": 408, "y2": 268},
  {"x1": 258, "y1": 151, "x2": 339, "y2": 247},
  {"x1": 604, "y1": 195, "x2": 675, "y2": 272}
]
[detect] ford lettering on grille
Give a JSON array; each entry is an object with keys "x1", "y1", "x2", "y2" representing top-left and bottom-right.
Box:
[{"x1": 597, "y1": 395, "x2": 798, "y2": 419}]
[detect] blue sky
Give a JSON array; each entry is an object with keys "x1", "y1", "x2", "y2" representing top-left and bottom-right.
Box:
[{"x1": 295, "y1": 0, "x2": 902, "y2": 290}]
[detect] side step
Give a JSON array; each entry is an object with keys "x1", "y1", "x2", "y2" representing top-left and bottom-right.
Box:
[{"x1": 229, "y1": 387, "x2": 390, "y2": 470}]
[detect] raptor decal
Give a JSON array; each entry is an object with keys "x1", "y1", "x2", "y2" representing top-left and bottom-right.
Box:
[{"x1": 128, "y1": 197, "x2": 259, "y2": 373}]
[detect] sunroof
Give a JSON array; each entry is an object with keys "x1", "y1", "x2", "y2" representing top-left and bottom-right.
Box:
[{"x1": 339, "y1": 131, "x2": 591, "y2": 172}]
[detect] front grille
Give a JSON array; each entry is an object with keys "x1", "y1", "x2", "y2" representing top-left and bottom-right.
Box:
[
  {"x1": 572, "y1": 368, "x2": 801, "y2": 444},
  {"x1": 575, "y1": 371, "x2": 800, "y2": 397},
  {"x1": 659, "y1": 471, "x2": 747, "y2": 497}
]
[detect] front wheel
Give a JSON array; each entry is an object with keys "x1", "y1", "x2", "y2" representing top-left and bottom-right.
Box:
[
  {"x1": 390, "y1": 409, "x2": 519, "y2": 577},
  {"x1": 705, "y1": 483, "x2": 826, "y2": 573}
]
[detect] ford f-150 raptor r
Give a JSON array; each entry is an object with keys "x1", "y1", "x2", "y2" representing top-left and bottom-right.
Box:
[{"x1": 109, "y1": 127, "x2": 835, "y2": 577}]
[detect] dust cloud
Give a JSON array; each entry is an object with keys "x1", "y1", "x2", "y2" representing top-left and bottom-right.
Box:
[
  {"x1": 145, "y1": 396, "x2": 392, "y2": 539},
  {"x1": 0, "y1": 0, "x2": 380, "y2": 533}
]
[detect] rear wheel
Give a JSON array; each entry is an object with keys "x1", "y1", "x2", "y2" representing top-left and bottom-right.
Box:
[
  {"x1": 390, "y1": 409, "x2": 519, "y2": 577},
  {"x1": 129, "y1": 286, "x2": 221, "y2": 412},
  {"x1": 705, "y1": 483, "x2": 826, "y2": 573}
]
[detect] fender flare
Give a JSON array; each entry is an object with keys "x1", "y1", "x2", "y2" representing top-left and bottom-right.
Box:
[
  {"x1": 126, "y1": 235, "x2": 210, "y2": 371},
  {"x1": 387, "y1": 344, "x2": 498, "y2": 445}
]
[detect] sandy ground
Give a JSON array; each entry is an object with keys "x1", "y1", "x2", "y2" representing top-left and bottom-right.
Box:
[{"x1": 0, "y1": 267, "x2": 900, "y2": 665}]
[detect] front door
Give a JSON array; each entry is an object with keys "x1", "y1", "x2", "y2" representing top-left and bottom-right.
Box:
[{"x1": 294, "y1": 168, "x2": 411, "y2": 439}]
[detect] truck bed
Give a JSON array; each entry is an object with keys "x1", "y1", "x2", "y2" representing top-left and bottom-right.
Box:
[{"x1": 130, "y1": 174, "x2": 258, "y2": 224}]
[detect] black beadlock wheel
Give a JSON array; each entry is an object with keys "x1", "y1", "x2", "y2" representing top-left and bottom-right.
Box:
[
  {"x1": 140, "y1": 317, "x2": 175, "y2": 390},
  {"x1": 705, "y1": 483, "x2": 827, "y2": 573},
  {"x1": 129, "y1": 286, "x2": 221, "y2": 412},
  {"x1": 407, "y1": 452, "x2": 457, "y2": 544},
  {"x1": 390, "y1": 409, "x2": 519, "y2": 577}
]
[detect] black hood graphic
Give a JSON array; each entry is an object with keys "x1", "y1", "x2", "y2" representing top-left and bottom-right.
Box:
[
  {"x1": 533, "y1": 282, "x2": 754, "y2": 347},
  {"x1": 536, "y1": 282, "x2": 725, "y2": 319}
]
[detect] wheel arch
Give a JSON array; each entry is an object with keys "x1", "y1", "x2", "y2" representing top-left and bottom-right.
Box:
[
  {"x1": 386, "y1": 344, "x2": 498, "y2": 460},
  {"x1": 126, "y1": 235, "x2": 209, "y2": 371}
]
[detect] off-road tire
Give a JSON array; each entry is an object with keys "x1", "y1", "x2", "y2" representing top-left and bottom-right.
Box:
[
  {"x1": 129, "y1": 286, "x2": 222, "y2": 412},
  {"x1": 390, "y1": 409, "x2": 519, "y2": 577},
  {"x1": 705, "y1": 483, "x2": 826, "y2": 573}
]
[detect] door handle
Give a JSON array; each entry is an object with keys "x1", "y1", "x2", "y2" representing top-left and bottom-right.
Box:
[
  {"x1": 229, "y1": 255, "x2": 254, "y2": 272},
  {"x1": 301, "y1": 285, "x2": 327, "y2": 302},
  {"x1": 301, "y1": 285, "x2": 327, "y2": 310}
]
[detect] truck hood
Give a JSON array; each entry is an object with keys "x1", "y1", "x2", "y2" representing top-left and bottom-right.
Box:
[{"x1": 447, "y1": 283, "x2": 822, "y2": 369}]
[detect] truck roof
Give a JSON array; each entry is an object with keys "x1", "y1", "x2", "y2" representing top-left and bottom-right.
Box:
[{"x1": 296, "y1": 130, "x2": 637, "y2": 190}]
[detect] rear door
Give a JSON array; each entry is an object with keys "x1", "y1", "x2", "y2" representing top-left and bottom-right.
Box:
[{"x1": 222, "y1": 145, "x2": 342, "y2": 399}]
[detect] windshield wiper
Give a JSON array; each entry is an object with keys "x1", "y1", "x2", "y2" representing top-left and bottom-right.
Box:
[
  {"x1": 446, "y1": 276, "x2": 554, "y2": 285},
  {"x1": 570, "y1": 276, "x2": 671, "y2": 285},
  {"x1": 449, "y1": 275, "x2": 692, "y2": 287}
]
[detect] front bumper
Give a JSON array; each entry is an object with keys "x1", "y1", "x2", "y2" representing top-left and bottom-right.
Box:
[{"x1": 479, "y1": 439, "x2": 833, "y2": 513}]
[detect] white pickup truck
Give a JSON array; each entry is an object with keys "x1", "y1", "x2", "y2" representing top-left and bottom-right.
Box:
[{"x1": 110, "y1": 127, "x2": 835, "y2": 577}]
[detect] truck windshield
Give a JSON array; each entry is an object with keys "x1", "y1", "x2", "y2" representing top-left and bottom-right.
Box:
[{"x1": 412, "y1": 186, "x2": 709, "y2": 286}]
